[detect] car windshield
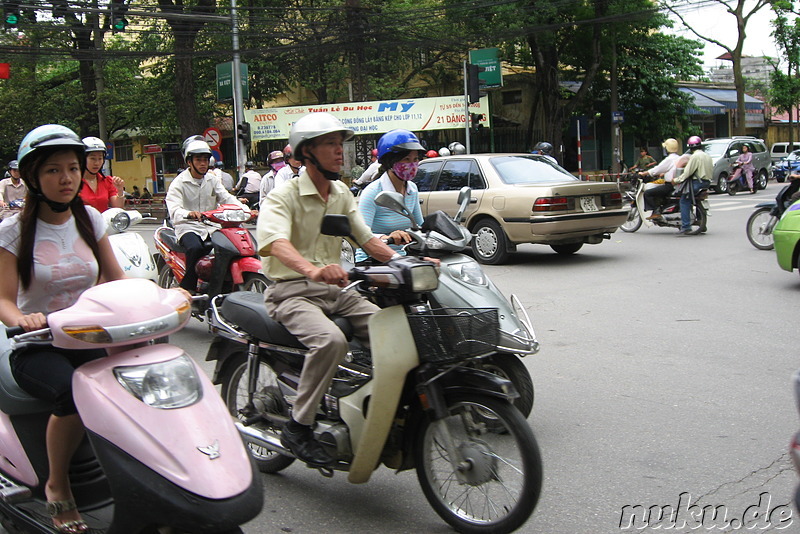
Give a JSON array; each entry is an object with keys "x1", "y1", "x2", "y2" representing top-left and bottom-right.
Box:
[
  {"x1": 702, "y1": 142, "x2": 729, "y2": 157},
  {"x1": 490, "y1": 155, "x2": 577, "y2": 184}
]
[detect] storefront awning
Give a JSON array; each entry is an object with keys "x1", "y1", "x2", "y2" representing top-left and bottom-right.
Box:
[{"x1": 680, "y1": 87, "x2": 763, "y2": 113}]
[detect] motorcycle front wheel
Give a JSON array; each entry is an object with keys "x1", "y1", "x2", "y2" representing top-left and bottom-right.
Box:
[
  {"x1": 620, "y1": 206, "x2": 642, "y2": 233},
  {"x1": 468, "y1": 353, "x2": 533, "y2": 418},
  {"x1": 219, "y1": 352, "x2": 296, "y2": 473},
  {"x1": 415, "y1": 394, "x2": 543, "y2": 534},
  {"x1": 746, "y1": 207, "x2": 776, "y2": 250}
]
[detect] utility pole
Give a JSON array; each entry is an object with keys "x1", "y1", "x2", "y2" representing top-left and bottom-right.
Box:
[
  {"x1": 231, "y1": 0, "x2": 245, "y2": 175},
  {"x1": 610, "y1": 41, "x2": 620, "y2": 175}
]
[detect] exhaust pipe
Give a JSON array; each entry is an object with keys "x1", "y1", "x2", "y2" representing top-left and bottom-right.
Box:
[{"x1": 235, "y1": 422, "x2": 291, "y2": 456}]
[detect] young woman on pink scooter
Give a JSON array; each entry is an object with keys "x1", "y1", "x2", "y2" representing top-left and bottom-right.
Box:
[{"x1": 0, "y1": 124, "x2": 125, "y2": 533}]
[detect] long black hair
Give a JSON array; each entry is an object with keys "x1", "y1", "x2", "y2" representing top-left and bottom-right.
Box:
[{"x1": 16, "y1": 146, "x2": 101, "y2": 290}]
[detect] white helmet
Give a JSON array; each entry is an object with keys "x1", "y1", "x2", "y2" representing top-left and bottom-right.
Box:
[
  {"x1": 438, "y1": 147, "x2": 451, "y2": 157},
  {"x1": 451, "y1": 142, "x2": 466, "y2": 155},
  {"x1": 183, "y1": 138, "x2": 212, "y2": 162},
  {"x1": 82, "y1": 136, "x2": 106, "y2": 155},
  {"x1": 289, "y1": 112, "x2": 354, "y2": 162}
]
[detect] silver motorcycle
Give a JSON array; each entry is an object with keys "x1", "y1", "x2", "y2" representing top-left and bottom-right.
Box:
[{"x1": 346, "y1": 187, "x2": 539, "y2": 419}]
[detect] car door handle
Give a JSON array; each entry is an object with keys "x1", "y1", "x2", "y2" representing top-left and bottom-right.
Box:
[{"x1": 470, "y1": 198, "x2": 478, "y2": 204}]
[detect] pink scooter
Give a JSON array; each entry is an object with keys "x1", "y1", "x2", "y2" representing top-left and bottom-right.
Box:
[{"x1": 0, "y1": 279, "x2": 262, "y2": 533}]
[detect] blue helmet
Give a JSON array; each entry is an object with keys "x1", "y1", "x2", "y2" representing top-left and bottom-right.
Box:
[
  {"x1": 377, "y1": 129, "x2": 424, "y2": 164},
  {"x1": 18, "y1": 124, "x2": 84, "y2": 168}
]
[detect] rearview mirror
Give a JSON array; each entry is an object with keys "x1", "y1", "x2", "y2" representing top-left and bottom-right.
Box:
[
  {"x1": 453, "y1": 186, "x2": 472, "y2": 223},
  {"x1": 321, "y1": 214, "x2": 352, "y2": 237},
  {"x1": 375, "y1": 191, "x2": 418, "y2": 229}
]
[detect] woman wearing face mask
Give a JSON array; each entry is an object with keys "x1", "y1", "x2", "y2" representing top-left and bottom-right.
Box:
[
  {"x1": 259, "y1": 150, "x2": 286, "y2": 208},
  {"x1": 356, "y1": 129, "x2": 424, "y2": 262}
]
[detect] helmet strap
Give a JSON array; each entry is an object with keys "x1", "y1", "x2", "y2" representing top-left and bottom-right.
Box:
[{"x1": 306, "y1": 153, "x2": 340, "y2": 181}]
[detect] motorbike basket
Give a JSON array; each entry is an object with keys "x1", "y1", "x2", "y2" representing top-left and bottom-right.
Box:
[{"x1": 407, "y1": 308, "x2": 499, "y2": 363}]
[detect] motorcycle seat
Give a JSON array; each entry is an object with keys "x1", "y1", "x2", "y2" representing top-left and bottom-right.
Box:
[
  {"x1": 157, "y1": 227, "x2": 185, "y2": 254},
  {"x1": 0, "y1": 350, "x2": 52, "y2": 415},
  {"x1": 220, "y1": 291, "x2": 354, "y2": 348}
]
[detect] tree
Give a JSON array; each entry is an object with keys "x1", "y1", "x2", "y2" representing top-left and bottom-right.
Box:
[
  {"x1": 769, "y1": 1, "x2": 800, "y2": 147},
  {"x1": 663, "y1": 0, "x2": 772, "y2": 135}
]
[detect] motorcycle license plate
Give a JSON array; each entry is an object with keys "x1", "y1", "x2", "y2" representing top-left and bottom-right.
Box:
[{"x1": 579, "y1": 196, "x2": 599, "y2": 212}]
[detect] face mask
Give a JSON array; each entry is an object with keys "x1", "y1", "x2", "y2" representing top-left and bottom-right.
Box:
[
  {"x1": 271, "y1": 160, "x2": 286, "y2": 172},
  {"x1": 392, "y1": 161, "x2": 419, "y2": 181}
]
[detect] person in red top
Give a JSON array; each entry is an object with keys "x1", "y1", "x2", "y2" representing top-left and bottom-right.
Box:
[{"x1": 79, "y1": 137, "x2": 124, "y2": 213}]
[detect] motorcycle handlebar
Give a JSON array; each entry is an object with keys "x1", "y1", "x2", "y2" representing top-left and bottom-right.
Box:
[{"x1": 5, "y1": 326, "x2": 24, "y2": 338}]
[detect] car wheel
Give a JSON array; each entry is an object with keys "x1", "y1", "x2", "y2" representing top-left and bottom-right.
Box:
[
  {"x1": 472, "y1": 219, "x2": 510, "y2": 265},
  {"x1": 716, "y1": 173, "x2": 729, "y2": 194},
  {"x1": 757, "y1": 169, "x2": 768, "y2": 190},
  {"x1": 550, "y1": 242, "x2": 583, "y2": 255}
]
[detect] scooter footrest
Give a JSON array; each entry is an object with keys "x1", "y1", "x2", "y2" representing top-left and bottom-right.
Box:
[{"x1": 0, "y1": 474, "x2": 31, "y2": 502}]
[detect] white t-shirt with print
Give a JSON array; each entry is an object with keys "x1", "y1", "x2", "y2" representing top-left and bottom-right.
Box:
[{"x1": 0, "y1": 207, "x2": 106, "y2": 315}]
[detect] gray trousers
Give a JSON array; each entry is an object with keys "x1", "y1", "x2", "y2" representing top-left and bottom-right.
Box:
[{"x1": 264, "y1": 279, "x2": 378, "y2": 425}]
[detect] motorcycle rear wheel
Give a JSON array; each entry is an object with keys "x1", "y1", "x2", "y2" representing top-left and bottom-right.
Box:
[
  {"x1": 157, "y1": 264, "x2": 178, "y2": 289},
  {"x1": 746, "y1": 207, "x2": 775, "y2": 250},
  {"x1": 620, "y1": 206, "x2": 642, "y2": 233},
  {"x1": 219, "y1": 352, "x2": 295, "y2": 473},
  {"x1": 415, "y1": 394, "x2": 543, "y2": 534},
  {"x1": 240, "y1": 272, "x2": 271, "y2": 294},
  {"x1": 687, "y1": 205, "x2": 707, "y2": 235}
]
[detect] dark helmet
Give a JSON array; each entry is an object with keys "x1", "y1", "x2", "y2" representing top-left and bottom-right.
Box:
[
  {"x1": 376, "y1": 129, "x2": 425, "y2": 165},
  {"x1": 7, "y1": 160, "x2": 18, "y2": 170},
  {"x1": 533, "y1": 141, "x2": 553, "y2": 155}
]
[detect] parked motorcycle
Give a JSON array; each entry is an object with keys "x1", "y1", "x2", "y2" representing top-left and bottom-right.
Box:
[
  {"x1": 746, "y1": 178, "x2": 800, "y2": 250},
  {"x1": 154, "y1": 204, "x2": 270, "y2": 318},
  {"x1": 726, "y1": 162, "x2": 754, "y2": 195},
  {"x1": 206, "y1": 217, "x2": 543, "y2": 534},
  {"x1": 620, "y1": 173, "x2": 709, "y2": 234},
  {"x1": 104, "y1": 207, "x2": 158, "y2": 282},
  {"x1": 367, "y1": 187, "x2": 538, "y2": 419},
  {"x1": 0, "y1": 278, "x2": 262, "y2": 533}
]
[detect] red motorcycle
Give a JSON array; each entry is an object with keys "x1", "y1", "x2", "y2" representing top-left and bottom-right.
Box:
[{"x1": 154, "y1": 204, "x2": 270, "y2": 316}]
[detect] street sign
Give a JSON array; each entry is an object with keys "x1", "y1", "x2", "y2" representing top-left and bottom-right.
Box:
[
  {"x1": 216, "y1": 62, "x2": 249, "y2": 102},
  {"x1": 612, "y1": 111, "x2": 624, "y2": 124},
  {"x1": 143, "y1": 144, "x2": 162, "y2": 154},
  {"x1": 468, "y1": 48, "x2": 502, "y2": 89},
  {"x1": 203, "y1": 127, "x2": 222, "y2": 148}
]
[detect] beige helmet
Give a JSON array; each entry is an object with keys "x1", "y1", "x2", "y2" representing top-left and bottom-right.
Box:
[{"x1": 662, "y1": 138, "x2": 679, "y2": 154}]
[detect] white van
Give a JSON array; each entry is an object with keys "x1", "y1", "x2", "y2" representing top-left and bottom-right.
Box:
[{"x1": 770, "y1": 142, "x2": 800, "y2": 164}]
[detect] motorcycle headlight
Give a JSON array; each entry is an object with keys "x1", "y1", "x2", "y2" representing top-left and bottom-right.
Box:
[
  {"x1": 110, "y1": 211, "x2": 131, "y2": 232},
  {"x1": 447, "y1": 262, "x2": 487, "y2": 286},
  {"x1": 220, "y1": 209, "x2": 249, "y2": 222},
  {"x1": 114, "y1": 354, "x2": 202, "y2": 409},
  {"x1": 410, "y1": 264, "x2": 439, "y2": 292}
]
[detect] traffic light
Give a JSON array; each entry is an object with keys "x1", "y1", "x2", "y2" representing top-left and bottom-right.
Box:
[
  {"x1": 467, "y1": 63, "x2": 486, "y2": 104},
  {"x1": 237, "y1": 122, "x2": 251, "y2": 145},
  {"x1": 109, "y1": 1, "x2": 128, "y2": 32},
  {"x1": 3, "y1": 1, "x2": 20, "y2": 28},
  {"x1": 470, "y1": 113, "x2": 485, "y2": 132}
]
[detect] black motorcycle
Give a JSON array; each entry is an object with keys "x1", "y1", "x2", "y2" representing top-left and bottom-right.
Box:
[{"x1": 746, "y1": 179, "x2": 800, "y2": 250}]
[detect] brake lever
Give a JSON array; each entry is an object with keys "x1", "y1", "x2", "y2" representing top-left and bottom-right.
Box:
[{"x1": 341, "y1": 280, "x2": 363, "y2": 293}]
